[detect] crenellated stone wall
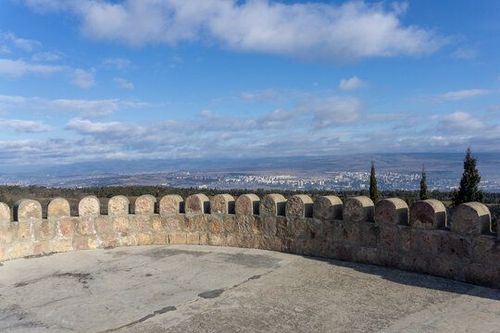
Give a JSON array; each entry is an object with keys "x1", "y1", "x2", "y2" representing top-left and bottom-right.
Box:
[{"x1": 0, "y1": 194, "x2": 498, "y2": 288}]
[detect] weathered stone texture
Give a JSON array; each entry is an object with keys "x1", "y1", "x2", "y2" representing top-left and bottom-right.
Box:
[
  {"x1": 375, "y1": 198, "x2": 409, "y2": 226},
  {"x1": 313, "y1": 195, "x2": 342, "y2": 221},
  {"x1": 185, "y1": 194, "x2": 210, "y2": 214},
  {"x1": 14, "y1": 200, "x2": 42, "y2": 222},
  {"x1": 451, "y1": 202, "x2": 491, "y2": 236},
  {"x1": 410, "y1": 199, "x2": 447, "y2": 229},
  {"x1": 48, "y1": 198, "x2": 71, "y2": 218},
  {"x1": 79, "y1": 196, "x2": 100, "y2": 217},
  {"x1": 108, "y1": 196, "x2": 130, "y2": 216},
  {"x1": 344, "y1": 196, "x2": 374, "y2": 223},
  {"x1": 135, "y1": 195, "x2": 156, "y2": 215},
  {"x1": 286, "y1": 195, "x2": 313, "y2": 219},
  {"x1": 159, "y1": 195, "x2": 184, "y2": 215},
  {"x1": 0, "y1": 202, "x2": 11, "y2": 224},
  {"x1": 0, "y1": 194, "x2": 498, "y2": 289},
  {"x1": 211, "y1": 194, "x2": 235, "y2": 214},
  {"x1": 235, "y1": 194, "x2": 260, "y2": 216},
  {"x1": 260, "y1": 194, "x2": 286, "y2": 217}
]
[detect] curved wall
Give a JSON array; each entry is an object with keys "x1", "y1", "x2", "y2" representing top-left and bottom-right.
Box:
[{"x1": 0, "y1": 193, "x2": 498, "y2": 288}]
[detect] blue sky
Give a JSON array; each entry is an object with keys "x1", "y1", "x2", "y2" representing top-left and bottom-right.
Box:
[{"x1": 0, "y1": 0, "x2": 499, "y2": 166}]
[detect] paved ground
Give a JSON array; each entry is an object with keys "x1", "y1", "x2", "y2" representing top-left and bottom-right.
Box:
[{"x1": 0, "y1": 245, "x2": 499, "y2": 333}]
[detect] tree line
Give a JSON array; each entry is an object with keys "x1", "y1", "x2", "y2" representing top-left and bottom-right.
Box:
[{"x1": 369, "y1": 147, "x2": 485, "y2": 206}]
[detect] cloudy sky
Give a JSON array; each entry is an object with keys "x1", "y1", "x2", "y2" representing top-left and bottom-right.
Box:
[{"x1": 0, "y1": 0, "x2": 499, "y2": 166}]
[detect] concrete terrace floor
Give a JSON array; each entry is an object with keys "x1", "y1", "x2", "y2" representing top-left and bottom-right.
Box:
[{"x1": 0, "y1": 245, "x2": 499, "y2": 333}]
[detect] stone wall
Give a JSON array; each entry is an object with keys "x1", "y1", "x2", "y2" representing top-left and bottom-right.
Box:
[{"x1": 0, "y1": 194, "x2": 498, "y2": 288}]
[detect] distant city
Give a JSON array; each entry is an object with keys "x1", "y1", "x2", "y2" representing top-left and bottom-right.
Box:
[{"x1": 1, "y1": 153, "x2": 499, "y2": 192}]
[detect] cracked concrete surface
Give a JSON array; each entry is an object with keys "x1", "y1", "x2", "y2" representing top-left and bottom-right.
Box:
[{"x1": 0, "y1": 245, "x2": 499, "y2": 333}]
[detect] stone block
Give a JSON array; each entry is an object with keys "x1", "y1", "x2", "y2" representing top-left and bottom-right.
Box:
[
  {"x1": 94, "y1": 216, "x2": 116, "y2": 240},
  {"x1": 410, "y1": 229, "x2": 442, "y2": 255},
  {"x1": 344, "y1": 196, "x2": 374, "y2": 223},
  {"x1": 260, "y1": 194, "x2": 286, "y2": 217},
  {"x1": 159, "y1": 195, "x2": 184, "y2": 215},
  {"x1": 313, "y1": 195, "x2": 342, "y2": 221},
  {"x1": 16, "y1": 221, "x2": 33, "y2": 241},
  {"x1": 134, "y1": 195, "x2": 156, "y2": 215},
  {"x1": 0, "y1": 202, "x2": 11, "y2": 225},
  {"x1": 48, "y1": 198, "x2": 71, "y2": 218},
  {"x1": 210, "y1": 194, "x2": 235, "y2": 214},
  {"x1": 375, "y1": 198, "x2": 409, "y2": 226},
  {"x1": 79, "y1": 196, "x2": 100, "y2": 217},
  {"x1": 185, "y1": 194, "x2": 210, "y2": 214},
  {"x1": 235, "y1": 194, "x2": 260, "y2": 216},
  {"x1": 410, "y1": 199, "x2": 447, "y2": 229},
  {"x1": 57, "y1": 217, "x2": 75, "y2": 238},
  {"x1": 113, "y1": 216, "x2": 133, "y2": 235},
  {"x1": 14, "y1": 199, "x2": 42, "y2": 223},
  {"x1": 286, "y1": 194, "x2": 313, "y2": 219},
  {"x1": 34, "y1": 220, "x2": 56, "y2": 241},
  {"x1": 451, "y1": 202, "x2": 491, "y2": 236},
  {"x1": 439, "y1": 232, "x2": 471, "y2": 258},
  {"x1": 76, "y1": 217, "x2": 96, "y2": 236},
  {"x1": 108, "y1": 195, "x2": 130, "y2": 216}
]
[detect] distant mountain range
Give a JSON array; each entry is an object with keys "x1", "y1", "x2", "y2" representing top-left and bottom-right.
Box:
[{"x1": 1, "y1": 152, "x2": 499, "y2": 191}]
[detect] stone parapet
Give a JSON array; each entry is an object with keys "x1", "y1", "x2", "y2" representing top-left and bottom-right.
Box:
[{"x1": 0, "y1": 193, "x2": 498, "y2": 289}]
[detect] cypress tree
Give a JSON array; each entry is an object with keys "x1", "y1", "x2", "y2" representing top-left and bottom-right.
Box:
[
  {"x1": 419, "y1": 164, "x2": 428, "y2": 200},
  {"x1": 453, "y1": 147, "x2": 483, "y2": 205},
  {"x1": 369, "y1": 161, "x2": 379, "y2": 202}
]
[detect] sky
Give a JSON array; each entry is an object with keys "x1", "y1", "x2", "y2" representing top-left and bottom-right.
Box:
[{"x1": 0, "y1": 0, "x2": 499, "y2": 167}]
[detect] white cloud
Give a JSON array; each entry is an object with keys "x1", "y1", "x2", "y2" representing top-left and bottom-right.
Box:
[
  {"x1": 0, "y1": 58, "x2": 63, "y2": 77},
  {"x1": 113, "y1": 77, "x2": 134, "y2": 90},
  {"x1": 71, "y1": 68, "x2": 95, "y2": 89},
  {"x1": 0, "y1": 94, "x2": 146, "y2": 117},
  {"x1": 0, "y1": 94, "x2": 27, "y2": 104},
  {"x1": 442, "y1": 111, "x2": 484, "y2": 131},
  {"x1": 21, "y1": 0, "x2": 444, "y2": 61},
  {"x1": 451, "y1": 47, "x2": 479, "y2": 60},
  {"x1": 102, "y1": 57, "x2": 131, "y2": 70},
  {"x1": 32, "y1": 51, "x2": 63, "y2": 62},
  {"x1": 0, "y1": 32, "x2": 41, "y2": 52},
  {"x1": 240, "y1": 89, "x2": 289, "y2": 102},
  {"x1": 0, "y1": 119, "x2": 50, "y2": 133},
  {"x1": 66, "y1": 118, "x2": 143, "y2": 137},
  {"x1": 47, "y1": 99, "x2": 119, "y2": 116},
  {"x1": 301, "y1": 96, "x2": 361, "y2": 127},
  {"x1": 438, "y1": 89, "x2": 492, "y2": 101},
  {"x1": 339, "y1": 76, "x2": 365, "y2": 91}
]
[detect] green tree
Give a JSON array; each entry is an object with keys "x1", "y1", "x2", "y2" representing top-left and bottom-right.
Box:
[
  {"x1": 453, "y1": 147, "x2": 483, "y2": 205},
  {"x1": 369, "y1": 161, "x2": 379, "y2": 202},
  {"x1": 419, "y1": 164, "x2": 428, "y2": 200}
]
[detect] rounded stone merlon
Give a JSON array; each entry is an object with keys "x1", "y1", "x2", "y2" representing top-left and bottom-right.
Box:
[
  {"x1": 410, "y1": 199, "x2": 447, "y2": 229},
  {"x1": 286, "y1": 195, "x2": 314, "y2": 219},
  {"x1": 48, "y1": 198, "x2": 71, "y2": 218},
  {"x1": 0, "y1": 202, "x2": 11, "y2": 224},
  {"x1": 211, "y1": 194, "x2": 235, "y2": 214},
  {"x1": 313, "y1": 196, "x2": 342, "y2": 220},
  {"x1": 235, "y1": 194, "x2": 260, "y2": 216},
  {"x1": 185, "y1": 194, "x2": 210, "y2": 214},
  {"x1": 14, "y1": 199, "x2": 42, "y2": 222},
  {"x1": 159, "y1": 195, "x2": 184, "y2": 215},
  {"x1": 344, "y1": 196, "x2": 374, "y2": 223},
  {"x1": 108, "y1": 195, "x2": 130, "y2": 216},
  {"x1": 260, "y1": 194, "x2": 287, "y2": 217},
  {"x1": 375, "y1": 198, "x2": 409, "y2": 226},
  {"x1": 79, "y1": 196, "x2": 100, "y2": 217},
  {"x1": 134, "y1": 195, "x2": 156, "y2": 215},
  {"x1": 451, "y1": 202, "x2": 491, "y2": 236}
]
